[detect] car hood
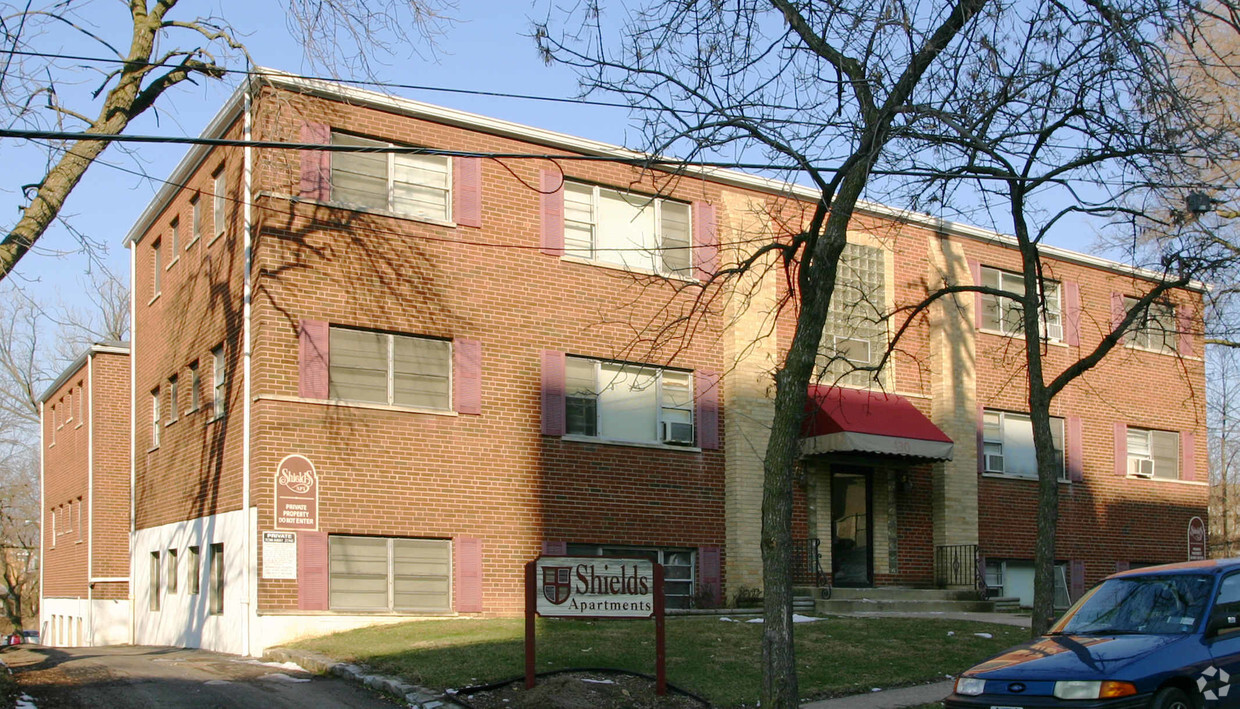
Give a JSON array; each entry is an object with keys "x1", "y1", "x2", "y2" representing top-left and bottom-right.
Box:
[{"x1": 967, "y1": 634, "x2": 1189, "y2": 679}]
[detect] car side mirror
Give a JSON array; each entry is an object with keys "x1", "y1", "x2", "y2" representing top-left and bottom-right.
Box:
[{"x1": 1207, "y1": 613, "x2": 1240, "y2": 638}]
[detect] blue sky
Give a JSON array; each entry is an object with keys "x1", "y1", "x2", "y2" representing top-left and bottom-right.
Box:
[
  {"x1": 1, "y1": 0, "x2": 1114, "y2": 311},
  {"x1": 0, "y1": 1, "x2": 627, "y2": 297}
]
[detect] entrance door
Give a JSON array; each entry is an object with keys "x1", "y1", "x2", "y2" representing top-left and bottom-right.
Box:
[{"x1": 831, "y1": 468, "x2": 872, "y2": 587}]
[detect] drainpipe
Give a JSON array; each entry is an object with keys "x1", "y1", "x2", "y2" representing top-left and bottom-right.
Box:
[
  {"x1": 128, "y1": 243, "x2": 137, "y2": 647},
  {"x1": 87, "y1": 353, "x2": 94, "y2": 646},
  {"x1": 38, "y1": 399, "x2": 44, "y2": 642},
  {"x1": 241, "y1": 69, "x2": 255, "y2": 658}
]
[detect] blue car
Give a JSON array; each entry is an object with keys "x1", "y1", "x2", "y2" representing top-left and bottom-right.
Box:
[{"x1": 947, "y1": 559, "x2": 1240, "y2": 709}]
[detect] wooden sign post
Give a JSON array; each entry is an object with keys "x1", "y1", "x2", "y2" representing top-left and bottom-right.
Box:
[{"x1": 525, "y1": 555, "x2": 666, "y2": 695}]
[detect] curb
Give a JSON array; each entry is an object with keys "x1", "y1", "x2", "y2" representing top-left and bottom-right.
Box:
[{"x1": 263, "y1": 647, "x2": 467, "y2": 709}]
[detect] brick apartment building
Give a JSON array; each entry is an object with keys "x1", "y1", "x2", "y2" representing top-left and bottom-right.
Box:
[
  {"x1": 39, "y1": 342, "x2": 131, "y2": 647},
  {"x1": 39, "y1": 69, "x2": 1208, "y2": 654}
]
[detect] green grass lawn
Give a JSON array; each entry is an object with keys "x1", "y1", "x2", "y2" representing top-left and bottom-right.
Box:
[{"x1": 292, "y1": 615, "x2": 1026, "y2": 707}]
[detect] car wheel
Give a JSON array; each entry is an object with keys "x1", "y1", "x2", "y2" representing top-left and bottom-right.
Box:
[{"x1": 1151, "y1": 686, "x2": 1192, "y2": 709}]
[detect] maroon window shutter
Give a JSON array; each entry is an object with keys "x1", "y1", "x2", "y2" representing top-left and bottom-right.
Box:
[
  {"x1": 698, "y1": 546, "x2": 722, "y2": 607},
  {"x1": 1115, "y1": 561, "x2": 1130, "y2": 573},
  {"x1": 968, "y1": 259, "x2": 983, "y2": 330},
  {"x1": 1111, "y1": 292, "x2": 1126, "y2": 343},
  {"x1": 298, "y1": 531, "x2": 329, "y2": 611},
  {"x1": 696, "y1": 370, "x2": 720, "y2": 450},
  {"x1": 1063, "y1": 281, "x2": 1081, "y2": 347},
  {"x1": 299, "y1": 320, "x2": 330, "y2": 399},
  {"x1": 1066, "y1": 416, "x2": 1084, "y2": 482},
  {"x1": 1070, "y1": 560, "x2": 1086, "y2": 601},
  {"x1": 453, "y1": 157, "x2": 482, "y2": 228},
  {"x1": 1181, "y1": 431, "x2": 1196, "y2": 482},
  {"x1": 453, "y1": 338, "x2": 482, "y2": 415},
  {"x1": 1114, "y1": 422, "x2": 1128, "y2": 476},
  {"x1": 540, "y1": 171, "x2": 564, "y2": 256},
  {"x1": 1177, "y1": 305, "x2": 1194, "y2": 357},
  {"x1": 298, "y1": 122, "x2": 331, "y2": 202},
  {"x1": 976, "y1": 405, "x2": 986, "y2": 475},
  {"x1": 541, "y1": 350, "x2": 566, "y2": 436},
  {"x1": 454, "y1": 537, "x2": 483, "y2": 613},
  {"x1": 692, "y1": 202, "x2": 718, "y2": 282},
  {"x1": 542, "y1": 540, "x2": 567, "y2": 555}
]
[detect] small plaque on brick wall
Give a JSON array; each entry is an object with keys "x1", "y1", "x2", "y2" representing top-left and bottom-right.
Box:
[
  {"x1": 275, "y1": 454, "x2": 319, "y2": 531},
  {"x1": 1189, "y1": 516, "x2": 1207, "y2": 561},
  {"x1": 263, "y1": 531, "x2": 297, "y2": 580}
]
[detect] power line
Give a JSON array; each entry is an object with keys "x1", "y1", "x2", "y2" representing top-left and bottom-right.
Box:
[{"x1": 2, "y1": 49, "x2": 639, "y2": 110}]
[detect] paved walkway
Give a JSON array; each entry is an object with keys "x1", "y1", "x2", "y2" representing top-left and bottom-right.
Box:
[{"x1": 802, "y1": 680, "x2": 956, "y2": 709}]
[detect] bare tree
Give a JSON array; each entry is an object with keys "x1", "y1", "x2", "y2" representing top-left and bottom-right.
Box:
[
  {"x1": 0, "y1": 0, "x2": 454, "y2": 282},
  {"x1": 0, "y1": 447, "x2": 40, "y2": 633},
  {"x1": 538, "y1": 0, "x2": 1240, "y2": 700}
]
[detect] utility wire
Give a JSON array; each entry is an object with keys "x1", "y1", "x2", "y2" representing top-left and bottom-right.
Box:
[{"x1": 1, "y1": 49, "x2": 640, "y2": 110}]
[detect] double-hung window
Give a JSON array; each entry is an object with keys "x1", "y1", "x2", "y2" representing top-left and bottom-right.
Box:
[
  {"x1": 567, "y1": 545, "x2": 697, "y2": 609},
  {"x1": 563, "y1": 181, "x2": 692, "y2": 277},
  {"x1": 151, "y1": 239, "x2": 162, "y2": 299},
  {"x1": 1123, "y1": 297, "x2": 1176, "y2": 354},
  {"x1": 212, "y1": 346, "x2": 226, "y2": 419},
  {"x1": 820, "y1": 243, "x2": 888, "y2": 387},
  {"x1": 150, "y1": 387, "x2": 161, "y2": 449},
  {"x1": 980, "y1": 266, "x2": 1062, "y2": 340},
  {"x1": 212, "y1": 169, "x2": 226, "y2": 241},
  {"x1": 982, "y1": 410, "x2": 1065, "y2": 480},
  {"x1": 1126, "y1": 427, "x2": 1179, "y2": 479},
  {"x1": 328, "y1": 535, "x2": 451, "y2": 612},
  {"x1": 565, "y1": 357, "x2": 694, "y2": 445},
  {"x1": 328, "y1": 327, "x2": 451, "y2": 410},
  {"x1": 331, "y1": 132, "x2": 451, "y2": 222}
]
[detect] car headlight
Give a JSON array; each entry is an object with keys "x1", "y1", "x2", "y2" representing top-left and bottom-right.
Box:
[
  {"x1": 955, "y1": 677, "x2": 986, "y2": 696},
  {"x1": 1053, "y1": 681, "x2": 1138, "y2": 700}
]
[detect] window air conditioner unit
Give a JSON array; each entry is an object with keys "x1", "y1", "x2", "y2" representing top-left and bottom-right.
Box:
[
  {"x1": 984, "y1": 454, "x2": 1004, "y2": 473},
  {"x1": 662, "y1": 421, "x2": 695, "y2": 445},
  {"x1": 1130, "y1": 457, "x2": 1155, "y2": 478}
]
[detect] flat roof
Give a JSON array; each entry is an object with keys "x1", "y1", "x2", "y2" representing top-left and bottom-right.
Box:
[
  {"x1": 40, "y1": 341, "x2": 130, "y2": 404},
  {"x1": 123, "y1": 68, "x2": 1206, "y2": 292}
]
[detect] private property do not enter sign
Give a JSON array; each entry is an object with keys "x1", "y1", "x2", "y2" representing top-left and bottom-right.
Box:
[{"x1": 274, "y1": 454, "x2": 319, "y2": 531}]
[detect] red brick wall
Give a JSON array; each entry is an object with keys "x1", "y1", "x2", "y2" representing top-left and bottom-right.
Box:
[
  {"x1": 90, "y1": 352, "x2": 131, "y2": 600},
  {"x1": 131, "y1": 115, "x2": 247, "y2": 531},
  {"x1": 42, "y1": 363, "x2": 90, "y2": 598},
  {"x1": 248, "y1": 90, "x2": 731, "y2": 615},
  {"x1": 973, "y1": 246, "x2": 1208, "y2": 589}
]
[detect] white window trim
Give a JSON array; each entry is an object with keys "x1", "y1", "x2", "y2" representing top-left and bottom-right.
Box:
[
  {"x1": 1125, "y1": 426, "x2": 1180, "y2": 480},
  {"x1": 211, "y1": 346, "x2": 226, "y2": 421},
  {"x1": 1122, "y1": 297, "x2": 1178, "y2": 355},
  {"x1": 327, "y1": 328, "x2": 453, "y2": 411},
  {"x1": 979, "y1": 266, "x2": 1062, "y2": 342},
  {"x1": 981, "y1": 410, "x2": 1066, "y2": 482},
  {"x1": 564, "y1": 357, "x2": 694, "y2": 447},
  {"x1": 328, "y1": 132, "x2": 455, "y2": 226},
  {"x1": 561, "y1": 181, "x2": 694, "y2": 279},
  {"x1": 211, "y1": 170, "x2": 226, "y2": 244}
]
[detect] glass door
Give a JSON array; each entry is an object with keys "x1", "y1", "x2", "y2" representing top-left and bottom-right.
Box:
[{"x1": 831, "y1": 469, "x2": 873, "y2": 587}]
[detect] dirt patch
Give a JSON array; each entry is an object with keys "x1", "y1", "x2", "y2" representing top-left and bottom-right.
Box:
[{"x1": 457, "y1": 671, "x2": 709, "y2": 709}]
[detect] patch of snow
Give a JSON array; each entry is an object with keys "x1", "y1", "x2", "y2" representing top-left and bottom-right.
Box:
[
  {"x1": 205, "y1": 680, "x2": 232, "y2": 686},
  {"x1": 871, "y1": 688, "x2": 882, "y2": 692},
  {"x1": 719, "y1": 617, "x2": 737, "y2": 622},
  {"x1": 746, "y1": 618, "x2": 764, "y2": 624},
  {"x1": 581, "y1": 679, "x2": 616, "y2": 685},
  {"x1": 15, "y1": 694, "x2": 36, "y2": 709},
  {"x1": 947, "y1": 631, "x2": 955, "y2": 636},
  {"x1": 975, "y1": 633, "x2": 993, "y2": 639},
  {"x1": 262, "y1": 673, "x2": 312, "y2": 683},
  {"x1": 792, "y1": 614, "x2": 822, "y2": 623}
]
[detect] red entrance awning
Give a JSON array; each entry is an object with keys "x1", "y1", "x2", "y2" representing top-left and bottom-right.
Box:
[{"x1": 801, "y1": 385, "x2": 954, "y2": 460}]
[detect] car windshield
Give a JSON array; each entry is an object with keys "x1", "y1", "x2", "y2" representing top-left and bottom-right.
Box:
[{"x1": 1052, "y1": 574, "x2": 1214, "y2": 636}]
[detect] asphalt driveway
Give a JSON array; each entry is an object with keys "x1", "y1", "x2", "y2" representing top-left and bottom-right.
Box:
[{"x1": 1, "y1": 644, "x2": 399, "y2": 708}]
